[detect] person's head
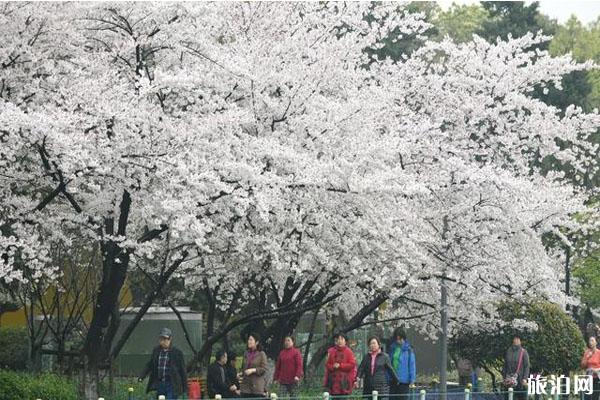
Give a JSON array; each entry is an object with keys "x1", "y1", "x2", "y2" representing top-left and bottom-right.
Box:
[
  {"x1": 283, "y1": 336, "x2": 295, "y2": 349},
  {"x1": 333, "y1": 332, "x2": 348, "y2": 347},
  {"x1": 589, "y1": 336, "x2": 597, "y2": 349},
  {"x1": 247, "y1": 333, "x2": 261, "y2": 351},
  {"x1": 228, "y1": 351, "x2": 237, "y2": 366},
  {"x1": 368, "y1": 336, "x2": 381, "y2": 353},
  {"x1": 159, "y1": 328, "x2": 173, "y2": 349},
  {"x1": 393, "y1": 327, "x2": 407, "y2": 344},
  {"x1": 215, "y1": 349, "x2": 228, "y2": 365},
  {"x1": 512, "y1": 334, "x2": 522, "y2": 347}
]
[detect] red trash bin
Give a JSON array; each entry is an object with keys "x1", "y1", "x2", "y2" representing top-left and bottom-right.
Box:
[{"x1": 188, "y1": 377, "x2": 202, "y2": 400}]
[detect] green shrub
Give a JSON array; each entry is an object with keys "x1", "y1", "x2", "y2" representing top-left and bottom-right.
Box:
[
  {"x1": 28, "y1": 373, "x2": 78, "y2": 400},
  {"x1": 0, "y1": 370, "x2": 77, "y2": 400},
  {"x1": 0, "y1": 327, "x2": 29, "y2": 370},
  {"x1": 451, "y1": 301, "x2": 585, "y2": 375},
  {"x1": 99, "y1": 378, "x2": 149, "y2": 400},
  {"x1": 0, "y1": 370, "x2": 29, "y2": 400}
]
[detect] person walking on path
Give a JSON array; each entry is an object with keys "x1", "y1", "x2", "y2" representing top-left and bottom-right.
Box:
[
  {"x1": 240, "y1": 333, "x2": 268, "y2": 399},
  {"x1": 324, "y1": 332, "x2": 357, "y2": 397},
  {"x1": 207, "y1": 350, "x2": 240, "y2": 399},
  {"x1": 388, "y1": 328, "x2": 416, "y2": 399},
  {"x1": 581, "y1": 336, "x2": 600, "y2": 400},
  {"x1": 274, "y1": 335, "x2": 304, "y2": 399},
  {"x1": 357, "y1": 336, "x2": 399, "y2": 400},
  {"x1": 502, "y1": 334, "x2": 530, "y2": 400},
  {"x1": 138, "y1": 328, "x2": 188, "y2": 400}
]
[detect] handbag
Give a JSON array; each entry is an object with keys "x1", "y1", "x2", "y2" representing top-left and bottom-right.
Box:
[{"x1": 503, "y1": 349, "x2": 524, "y2": 388}]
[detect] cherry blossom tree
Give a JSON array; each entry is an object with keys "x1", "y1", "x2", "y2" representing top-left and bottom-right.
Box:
[
  {"x1": 308, "y1": 33, "x2": 600, "y2": 369},
  {"x1": 2, "y1": 2, "x2": 600, "y2": 398},
  {"x1": 0, "y1": 2, "x2": 427, "y2": 396}
]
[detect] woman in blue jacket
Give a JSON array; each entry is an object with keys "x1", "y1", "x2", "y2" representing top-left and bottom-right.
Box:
[{"x1": 388, "y1": 328, "x2": 416, "y2": 399}]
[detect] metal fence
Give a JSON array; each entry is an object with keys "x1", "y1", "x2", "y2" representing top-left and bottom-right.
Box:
[{"x1": 74, "y1": 386, "x2": 594, "y2": 400}]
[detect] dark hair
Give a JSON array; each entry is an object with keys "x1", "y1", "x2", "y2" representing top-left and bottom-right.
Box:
[
  {"x1": 512, "y1": 333, "x2": 522, "y2": 340},
  {"x1": 393, "y1": 327, "x2": 407, "y2": 341},
  {"x1": 247, "y1": 332, "x2": 263, "y2": 351},
  {"x1": 333, "y1": 332, "x2": 348, "y2": 341},
  {"x1": 368, "y1": 336, "x2": 382, "y2": 347},
  {"x1": 228, "y1": 351, "x2": 237, "y2": 360},
  {"x1": 215, "y1": 349, "x2": 227, "y2": 362},
  {"x1": 284, "y1": 335, "x2": 295, "y2": 344}
]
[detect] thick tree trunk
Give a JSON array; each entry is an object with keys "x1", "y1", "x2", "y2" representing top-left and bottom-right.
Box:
[
  {"x1": 263, "y1": 312, "x2": 303, "y2": 359},
  {"x1": 81, "y1": 191, "x2": 132, "y2": 398},
  {"x1": 80, "y1": 359, "x2": 100, "y2": 400}
]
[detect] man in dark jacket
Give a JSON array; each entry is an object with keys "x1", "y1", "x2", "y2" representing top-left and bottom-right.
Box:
[
  {"x1": 224, "y1": 351, "x2": 241, "y2": 398},
  {"x1": 207, "y1": 350, "x2": 239, "y2": 399},
  {"x1": 502, "y1": 334, "x2": 530, "y2": 400},
  {"x1": 139, "y1": 328, "x2": 188, "y2": 400}
]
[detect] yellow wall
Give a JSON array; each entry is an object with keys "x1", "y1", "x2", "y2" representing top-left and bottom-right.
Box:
[
  {"x1": 0, "y1": 283, "x2": 133, "y2": 328},
  {"x1": 0, "y1": 308, "x2": 27, "y2": 326}
]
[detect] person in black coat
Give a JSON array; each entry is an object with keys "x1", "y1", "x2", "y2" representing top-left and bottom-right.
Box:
[
  {"x1": 225, "y1": 351, "x2": 241, "y2": 398},
  {"x1": 139, "y1": 328, "x2": 188, "y2": 399},
  {"x1": 357, "y1": 336, "x2": 399, "y2": 400},
  {"x1": 207, "y1": 350, "x2": 240, "y2": 399}
]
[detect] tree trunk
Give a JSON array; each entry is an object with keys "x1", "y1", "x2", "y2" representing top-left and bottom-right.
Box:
[
  {"x1": 223, "y1": 332, "x2": 230, "y2": 353},
  {"x1": 81, "y1": 191, "x2": 132, "y2": 398},
  {"x1": 483, "y1": 365, "x2": 497, "y2": 392},
  {"x1": 303, "y1": 307, "x2": 320, "y2": 380},
  {"x1": 110, "y1": 253, "x2": 188, "y2": 360},
  {"x1": 80, "y1": 358, "x2": 100, "y2": 400},
  {"x1": 307, "y1": 294, "x2": 388, "y2": 374},
  {"x1": 56, "y1": 340, "x2": 65, "y2": 373},
  {"x1": 109, "y1": 362, "x2": 115, "y2": 397},
  {"x1": 263, "y1": 312, "x2": 303, "y2": 359},
  {"x1": 564, "y1": 246, "x2": 572, "y2": 314},
  {"x1": 30, "y1": 340, "x2": 43, "y2": 373},
  {"x1": 189, "y1": 292, "x2": 340, "y2": 371}
]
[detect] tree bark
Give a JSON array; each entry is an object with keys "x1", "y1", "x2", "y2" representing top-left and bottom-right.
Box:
[
  {"x1": 307, "y1": 294, "x2": 388, "y2": 373},
  {"x1": 303, "y1": 307, "x2": 321, "y2": 379},
  {"x1": 80, "y1": 191, "x2": 131, "y2": 399}
]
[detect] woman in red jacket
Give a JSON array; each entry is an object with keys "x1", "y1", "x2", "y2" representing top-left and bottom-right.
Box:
[
  {"x1": 324, "y1": 333, "x2": 357, "y2": 396},
  {"x1": 274, "y1": 336, "x2": 304, "y2": 399},
  {"x1": 581, "y1": 336, "x2": 600, "y2": 400}
]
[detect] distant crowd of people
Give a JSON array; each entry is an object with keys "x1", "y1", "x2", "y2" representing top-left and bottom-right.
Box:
[
  {"x1": 138, "y1": 327, "x2": 416, "y2": 400},
  {"x1": 137, "y1": 328, "x2": 599, "y2": 400}
]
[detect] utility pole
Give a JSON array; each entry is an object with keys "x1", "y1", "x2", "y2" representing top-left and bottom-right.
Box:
[
  {"x1": 440, "y1": 214, "x2": 450, "y2": 400},
  {"x1": 440, "y1": 275, "x2": 448, "y2": 400}
]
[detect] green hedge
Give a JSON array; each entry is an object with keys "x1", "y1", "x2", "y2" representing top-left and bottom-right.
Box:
[
  {"x1": 0, "y1": 370, "x2": 77, "y2": 400},
  {"x1": 451, "y1": 301, "x2": 585, "y2": 375},
  {"x1": 0, "y1": 327, "x2": 29, "y2": 370}
]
